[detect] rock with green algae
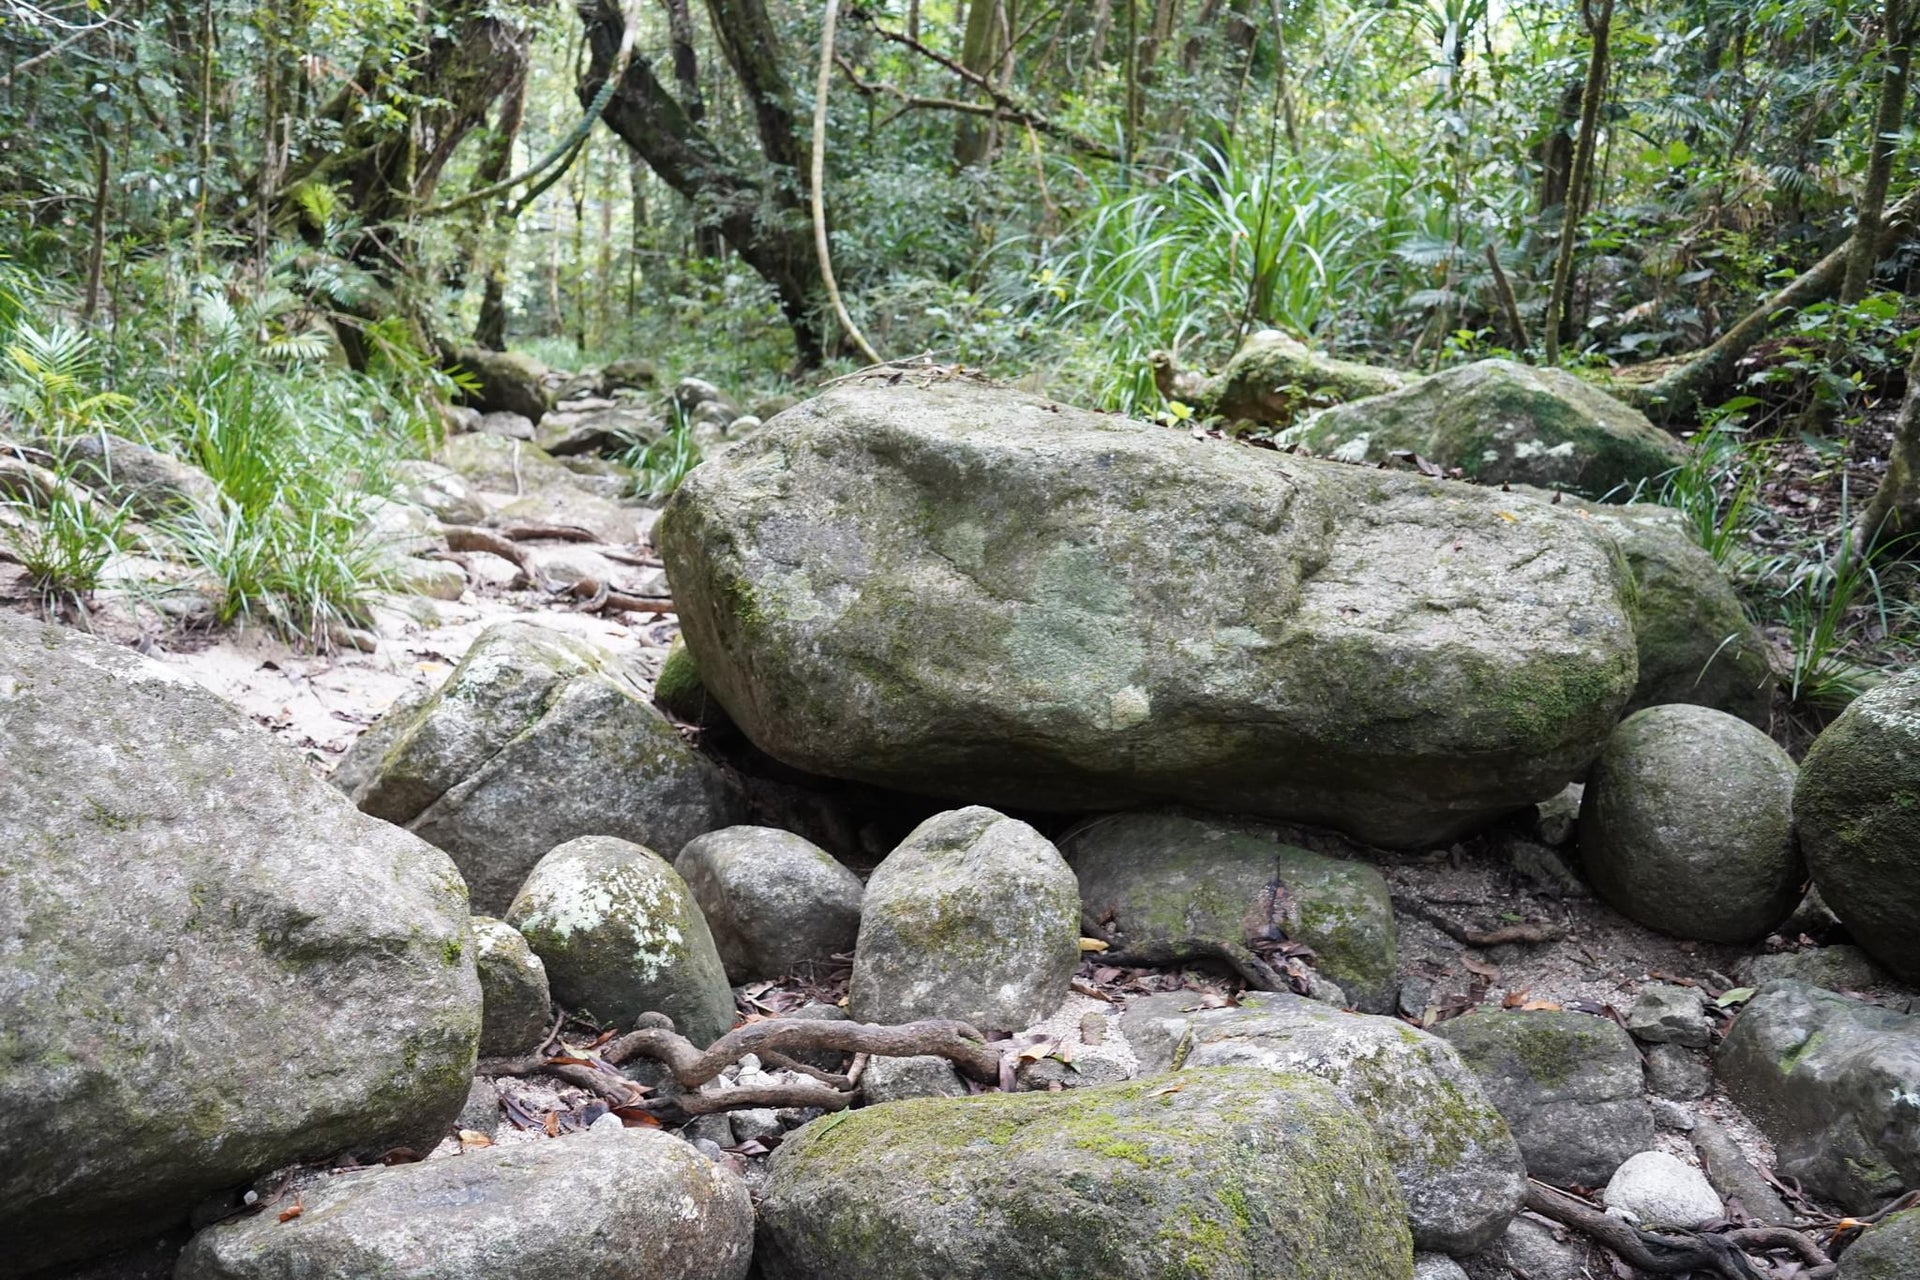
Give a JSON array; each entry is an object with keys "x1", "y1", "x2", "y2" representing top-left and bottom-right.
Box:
[
  {"x1": 1715, "y1": 980, "x2": 1920, "y2": 1212},
  {"x1": 657, "y1": 379, "x2": 1638, "y2": 849},
  {"x1": 675, "y1": 825, "x2": 864, "y2": 983},
  {"x1": 174, "y1": 1127, "x2": 753, "y2": 1280},
  {"x1": 1297, "y1": 359, "x2": 1687, "y2": 498},
  {"x1": 755, "y1": 1068, "x2": 1415, "y2": 1280},
  {"x1": 1793, "y1": 670, "x2": 1920, "y2": 984},
  {"x1": 1059, "y1": 809, "x2": 1398, "y2": 1013},
  {"x1": 1186, "y1": 329, "x2": 1412, "y2": 426},
  {"x1": 0, "y1": 611, "x2": 481, "y2": 1276},
  {"x1": 438, "y1": 431, "x2": 575, "y2": 492},
  {"x1": 1122, "y1": 990, "x2": 1524, "y2": 1255},
  {"x1": 1838, "y1": 1206, "x2": 1920, "y2": 1279},
  {"x1": 1511, "y1": 491, "x2": 1774, "y2": 724},
  {"x1": 850, "y1": 807, "x2": 1080, "y2": 1031},
  {"x1": 653, "y1": 633, "x2": 733, "y2": 730},
  {"x1": 1429, "y1": 1009, "x2": 1653, "y2": 1187},
  {"x1": 507, "y1": 835, "x2": 736, "y2": 1047},
  {"x1": 471, "y1": 916, "x2": 551, "y2": 1057},
  {"x1": 1579, "y1": 704, "x2": 1800, "y2": 943},
  {"x1": 452, "y1": 345, "x2": 552, "y2": 423},
  {"x1": 334, "y1": 621, "x2": 741, "y2": 913}
]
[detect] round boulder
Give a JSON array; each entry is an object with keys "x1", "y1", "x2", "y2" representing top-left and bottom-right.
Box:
[
  {"x1": 1579, "y1": 705, "x2": 1801, "y2": 942},
  {"x1": 1793, "y1": 670, "x2": 1920, "y2": 983},
  {"x1": 674, "y1": 826, "x2": 864, "y2": 983},
  {"x1": 850, "y1": 807, "x2": 1080, "y2": 1032},
  {"x1": 1840, "y1": 1206, "x2": 1920, "y2": 1279},
  {"x1": 1602, "y1": 1151, "x2": 1723, "y2": 1229},
  {"x1": 508, "y1": 836, "x2": 736, "y2": 1047},
  {"x1": 176, "y1": 1127, "x2": 753, "y2": 1280},
  {"x1": 472, "y1": 916, "x2": 551, "y2": 1057}
]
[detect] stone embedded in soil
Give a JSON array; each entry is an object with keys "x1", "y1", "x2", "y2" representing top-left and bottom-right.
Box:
[
  {"x1": 508, "y1": 835, "x2": 737, "y2": 1048},
  {"x1": 1602, "y1": 1150, "x2": 1724, "y2": 1229},
  {"x1": 1124, "y1": 990, "x2": 1524, "y2": 1255},
  {"x1": 756, "y1": 1068, "x2": 1416, "y2": 1280},
  {"x1": 1743, "y1": 944, "x2": 1893, "y2": 992},
  {"x1": 471, "y1": 916, "x2": 552, "y2": 1057},
  {"x1": 1626, "y1": 983, "x2": 1712, "y2": 1048},
  {"x1": 850, "y1": 807, "x2": 1080, "y2": 1032},
  {"x1": 1429, "y1": 1007, "x2": 1654, "y2": 1189},
  {"x1": 0, "y1": 611, "x2": 481, "y2": 1276},
  {"x1": 675, "y1": 825, "x2": 865, "y2": 984},
  {"x1": 1578, "y1": 704, "x2": 1801, "y2": 943},
  {"x1": 174, "y1": 1127, "x2": 753, "y2": 1280},
  {"x1": 657, "y1": 379, "x2": 1638, "y2": 849},
  {"x1": 1837, "y1": 1206, "x2": 1920, "y2": 1279}
]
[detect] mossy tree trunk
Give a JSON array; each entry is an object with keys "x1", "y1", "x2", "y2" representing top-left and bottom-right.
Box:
[{"x1": 1858, "y1": 333, "x2": 1920, "y2": 550}]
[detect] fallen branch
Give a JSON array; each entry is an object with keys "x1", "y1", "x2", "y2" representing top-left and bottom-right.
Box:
[
  {"x1": 492, "y1": 522, "x2": 603, "y2": 543},
  {"x1": 1097, "y1": 938, "x2": 1288, "y2": 992},
  {"x1": 441, "y1": 524, "x2": 530, "y2": 571},
  {"x1": 1393, "y1": 895, "x2": 1567, "y2": 947},
  {"x1": 602, "y1": 1013, "x2": 1003, "y2": 1086},
  {"x1": 1525, "y1": 1180, "x2": 1776, "y2": 1279},
  {"x1": 482, "y1": 1055, "x2": 651, "y2": 1109}
]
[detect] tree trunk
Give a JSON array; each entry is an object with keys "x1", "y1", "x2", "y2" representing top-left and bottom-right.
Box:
[
  {"x1": 1858, "y1": 331, "x2": 1920, "y2": 549},
  {"x1": 1545, "y1": 0, "x2": 1612, "y2": 364},
  {"x1": 954, "y1": 0, "x2": 1011, "y2": 165},
  {"x1": 578, "y1": 0, "x2": 824, "y2": 367},
  {"x1": 1842, "y1": 0, "x2": 1914, "y2": 306},
  {"x1": 473, "y1": 72, "x2": 531, "y2": 350}
]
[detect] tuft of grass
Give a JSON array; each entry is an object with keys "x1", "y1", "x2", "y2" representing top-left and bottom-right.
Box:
[
  {"x1": 1653, "y1": 421, "x2": 1765, "y2": 568},
  {"x1": 1, "y1": 468, "x2": 131, "y2": 600},
  {"x1": 1763, "y1": 516, "x2": 1906, "y2": 718},
  {"x1": 623, "y1": 408, "x2": 702, "y2": 502}
]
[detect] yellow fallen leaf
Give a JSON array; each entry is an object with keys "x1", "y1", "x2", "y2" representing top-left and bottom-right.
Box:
[
  {"x1": 1495, "y1": 510, "x2": 1518, "y2": 523},
  {"x1": 458, "y1": 1129, "x2": 494, "y2": 1148},
  {"x1": 1148, "y1": 1080, "x2": 1186, "y2": 1097},
  {"x1": 1078, "y1": 937, "x2": 1110, "y2": 953}
]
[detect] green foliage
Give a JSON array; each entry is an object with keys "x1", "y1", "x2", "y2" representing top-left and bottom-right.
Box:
[
  {"x1": 622, "y1": 408, "x2": 702, "y2": 502},
  {"x1": 0, "y1": 465, "x2": 132, "y2": 601},
  {"x1": 1763, "y1": 520, "x2": 1903, "y2": 717},
  {"x1": 1655, "y1": 419, "x2": 1766, "y2": 567}
]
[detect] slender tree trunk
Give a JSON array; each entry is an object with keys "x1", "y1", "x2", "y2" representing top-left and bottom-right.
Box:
[
  {"x1": 473, "y1": 72, "x2": 530, "y2": 350},
  {"x1": 1859, "y1": 331, "x2": 1920, "y2": 549},
  {"x1": 1842, "y1": 0, "x2": 1914, "y2": 306},
  {"x1": 81, "y1": 135, "x2": 110, "y2": 324},
  {"x1": 954, "y1": 0, "x2": 1012, "y2": 165},
  {"x1": 1545, "y1": 0, "x2": 1612, "y2": 364}
]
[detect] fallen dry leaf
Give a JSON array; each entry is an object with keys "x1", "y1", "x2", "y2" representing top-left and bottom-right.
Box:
[{"x1": 1078, "y1": 937, "x2": 1111, "y2": 953}]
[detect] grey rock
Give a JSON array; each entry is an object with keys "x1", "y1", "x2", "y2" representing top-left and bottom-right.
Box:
[
  {"x1": 1506, "y1": 838, "x2": 1588, "y2": 899},
  {"x1": 1060, "y1": 809, "x2": 1399, "y2": 1012},
  {"x1": 1628, "y1": 983, "x2": 1712, "y2": 1048},
  {"x1": 1125, "y1": 990, "x2": 1524, "y2": 1254},
  {"x1": 1794, "y1": 671, "x2": 1920, "y2": 982},
  {"x1": 337, "y1": 621, "x2": 741, "y2": 913},
  {"x1": 1745, "y1": 945, "x2": 1893, "y2": 992},
  {"x1": 1298, "y1": 359, "x2": 1686, "y2": 497},
  {"x1": 1690, "y1": 1115, "x2": 1795, "y2": 1225},
  {"x1": 1716, "y1": 980, "x2": 1920, "y2": 1210},
  {"x1": 453, "y1": 346, "x2": 551, "y2": 423},
  {"x1": 1400, "y1": 976, "x2": 1435, "y2": 1020},
  {"x1": 657, "y1": 380, "x2": 1637, "y2": 849},
  {"x1": 684, "y1": 1114, "x2": 735, "y2": 1149},
  {"x1": 1838, "y1": 1206, "x2": 1920, "y2": 1278},
  {"x1": 477, "y1": 411, "x2": 536, "y2": 441},
  {"x1": 490, "y1": 486, "x2": 646, "y2": 545},
  {"x1": 1650, "y1": 1098, "x2": 1697, "y2": 1131},
  {"x1": 508, "y1": 835, "x2": 736, "y2": 1047},
  {"x1": 175, "y1": 1128, "x2": 752, "y2": 1280},
  {"x1": 0, "y1": 613, "x2": 480, "y2": 1275},
  {"x1": 392, "y1": 556, "x2": 467, "y2": 601},
  {"x1": 861, "y1": 1054, "x2": 970, "y2": 1105},
  {"x1": 850, "y1": 807, "x2": 1080, "y2": 1031},
  {"x1": 674, "y1": 376, "x2": 740, "y2": 422},
  {"x1": 456, "y1": 1078, "x2": 503, "y2": 1137},
  {"x1": 1015, "y1": 1052, "x2": 1133, "y2": 1092},
  {"x1": 693, "y1": 1138, "x2": 727, "y2": 1163},
  {"x1": 438, "y1": 433, "x2": 575, "y2": 493},
  {"x1": 1494, "y1": 1214, "x2": 1589, "y2": 1280},
  {"x1": 1602, "y1": 1151, "x2": 1723, "y2": 1229},
  {"x1": 1532, "y1": 783, "x2": 1583, "y2": 846},
  {"x1": 53, "y1": 432, "x2": 220, "y2": 520},
  {"x1": 600, "y1": 357, "x2": 658, "y2": 392},
  {"x1": 471, "y1": 916, "x2": 551, "y2": 1057},
  {"x1": 1413, "y1": 1256, "x2": 1470, "y2": 1280},
  {"x1": 1579, "y1": 705, "x2": 1801, "y2": 942},
  {"x1": 392, "y1": 459, "x2": 488, "y2": 525},
  {"x1": 729, "y1": 1107, "x2": 784, "y2": 1145},
  {"x1": 1431, "y1": 1008, "x2": 1654, "y2": 1188},
  {"x1": 675, "y1": 826, "x2": 864, "y2": 983},
  {"x1": 1645, "y1": 1044, "x2": 1712, "y2": 1101},
  {"x1": 756, "y1": 1069, "x2": 1415, "y2": 1280}
]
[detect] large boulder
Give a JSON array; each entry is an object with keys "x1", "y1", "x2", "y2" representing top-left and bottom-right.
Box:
[
  {"x1": 850, "y1": 807, "x2": 1080, "y2": 1031},
  {"x1": 1521, "y1": 495, "x2": 1774, "y2": 723},
  {"x1": 1794, "y1": 670, "x2": 1920, "y2": 982},
  {"x1": 1715, "y1": 980, "x2": 1920, "y2": 1211},
  {"x1": 51, "y1": 432, "x2": 221, "y2": 520},
  {"x1": 453, "y1": 346, "x2": 552, "y2": 423},
  {"x1": 1840, "y1": 1207, "x2": 1920, "y2": 1279},
  {"x1": 756, "y1": 1068, "x2": 1416, "y2": 1280},
  {"x1": 657, "y1": 379, "x2": 1639, "y2": 848},
  {"x1": 507, "y1": 836, "x2": 737, "y2": 1047},
  {"x1": 1430, "y1": 1009, "x2": 1654, "y2": 1187},
  {"x1": 1060, "y1": 810, "x2": 1398, "y2": 1012},
  {"x1": 1175, "y1": 329, "x2": 1412, "y2": 427},
  {"x1": 0, "y1": 613, "x2": 481, "y2": 1276},
  {"x1": 674, "y1": 826, "x2": 865, "y2": 983},
  {"x1": 439, "y1": 433, "x2": 576, "y2": 493},
  {"x1": 334, "y1": 621, "x2": 740, "y2": 913},
  {"x1": 1298, "y1": 360, "x2": 1687, "y2": 498},
  {"x1": 1579, "y1": 705, "x2": 1801, "y2": 942},
  {"x1": 1123, "y1": 991, "x2": 1525, "y2": 1254},
  {"x1": 174, "y1": 1127, "x2": 753, "y2": 1280}
]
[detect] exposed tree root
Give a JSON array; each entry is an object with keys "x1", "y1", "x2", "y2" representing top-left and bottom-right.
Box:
[
  {"x1": 1392, "y1": 895, "x2": 1567, "y2": 948},
  {"x1": 603, "y1": 1013, "x2": 1003, "y2": 1086},
  {"x1": 1525, "y1": 1180, "x2": 1825, "y2": 1279}
]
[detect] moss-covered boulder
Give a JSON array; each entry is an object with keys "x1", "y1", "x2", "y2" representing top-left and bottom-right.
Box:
[
  {"x1": 471, "y1": 916, "x2": 551, "y2": 1057},
  {"x1": 1123, "y1": 991, "x2": 1524, "y2": 1254},
  {"x1": 1839, "y1": 1207, "x2": 1920, "y2": 1279},
  {"x1": 1190, "y1": 329, "x2": 1412, "y2": 427},
  {"x1": 1299, "y1": 360, "x2": 1687, "y2": 498},
  {"x1": 1579, "y1": 705, "x2": 1800, "y2": 942},
  {"x1": 452, "y1": 346, "x2": 552, "y2": 423},
  {"x1": 675, "y1": 826, "x2": 865, "y2": 983},
  {"x1": 850, "y1": 807, "x2": 1080, "y2": 1031},
  {"x1": 1793, "y1": 670, "x2": 1920, "y2": 983},
  {"x1": 1430, "y1": 1009, "x2": 1654, "y2": 1187},
  {"x1": 654, "y1": 633, "x2": 732, "y2": 730},
  {"x1": 1716, "y1": 980, "x2": 1920, "y2": 1212},
  {"x1": 1060, "y1": 810, "x2": 1397, "y2": 1012},
  {"x1": 658, "y1": 379, "x2": 1638, "y2": 848},
  {"x1": 176, "y1": 1127, "x2": 753, "y2": 1280},
  {"x1": 334, "y1": 621, "x2": 741, "y2": 913},
  {"x1": 507, "y1": 835, "x2": 736, "y2": 1046},
  {"x1": 1513, "y1": 494, "x2": 1773, "y2": 724},
  {"x1": 756, "y1": 1068, "x2": 1415, "y2": 1280},
  {"x1": 439, "y1": 432, "x2": 576, "y2": 493},
  {"x1": 0, "y1": 612, "x2": 481, "y2": 1275}
]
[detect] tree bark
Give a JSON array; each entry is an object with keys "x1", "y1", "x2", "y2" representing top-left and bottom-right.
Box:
[
  {"x1": 1858, "y1": 331, "x2": 1920, "y2": 550},
  {"x1": 1842, "y1": 0, "x2": 1914, "y2": 305},
  {"x1": 473, "y1": 74, "x2": 531, "y2": 350},
  {"x1": 1545, "y1": 0, "x2": 1612, "y2": 364},
  {"x1": 578, "y1": 0, "x2": 824, "y2": 367}
]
